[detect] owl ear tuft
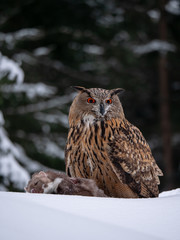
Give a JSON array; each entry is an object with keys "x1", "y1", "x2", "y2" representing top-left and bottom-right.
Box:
[
  {"x1": 111, "y1": 88, "x2": 125, "y2": 96},
  {"x1": 72, "y1": 86, "x2": 87, "y2": 92}
]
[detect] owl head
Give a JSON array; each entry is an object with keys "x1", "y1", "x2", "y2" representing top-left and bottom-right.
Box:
[{"x1": 69, "y1": 86, "x2": 125, "y2": 126}]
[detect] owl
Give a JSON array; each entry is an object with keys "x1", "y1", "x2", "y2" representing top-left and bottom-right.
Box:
[
  {"x1": 65, "y1": 86, "x2": 163, "y2": 198},
  {"x1": 25, "y1": 170, "x2": 106, "y2": 197}
]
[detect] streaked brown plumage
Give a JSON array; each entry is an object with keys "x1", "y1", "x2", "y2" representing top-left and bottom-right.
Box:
[{"x1": 65, "y1": 87, "x2": 163, "y2": 198}]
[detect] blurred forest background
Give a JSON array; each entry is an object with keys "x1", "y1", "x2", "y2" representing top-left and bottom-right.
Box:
[{"x1": 0, "y1": 0, "x2": 179, "y2": 192}]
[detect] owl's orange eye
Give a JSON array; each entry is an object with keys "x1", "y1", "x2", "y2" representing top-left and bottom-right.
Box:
[
  {"x1": 106, "y1": 99, "x2": 112, "y2": 104},
  {"x1": 87, "y1": 97, "x2": 96, "y2": 103}
]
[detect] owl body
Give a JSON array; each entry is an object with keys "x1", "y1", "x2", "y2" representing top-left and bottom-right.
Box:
[{"x1": 65, "y1": 87, "x2": 163, "y2": 198}]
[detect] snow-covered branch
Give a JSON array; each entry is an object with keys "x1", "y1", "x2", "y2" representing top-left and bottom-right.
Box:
[
  {"x1": 132, "y1": 40, "x2": 176, "y2": 55},
  {"x1": 1, "y1": 83, "x2": 57, "y2": 99},
  {"x1": 6, "y1": 93, "x2": 75, "y2": 114},
  {"x1": 0, "y1": 53, "x2": 24, "y2": 84}
]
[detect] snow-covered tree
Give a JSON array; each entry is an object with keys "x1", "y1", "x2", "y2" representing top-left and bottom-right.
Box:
[
  {"x1": 0, "y1": 54, "x2": 50, "y2": 191},
  {"x1": 0, "y1": 110, "x2": 29, "y2": 190}
]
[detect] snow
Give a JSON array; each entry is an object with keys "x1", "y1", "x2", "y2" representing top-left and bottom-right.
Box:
[
  {"x1": 33, "y1": 47, "x2": 53, "y2": 56},
  {"x1": 31, "y1": 137, "x2": 65, "y2": 159},
  {"x1": 0, "y1": 189, "x2": 179, "y2": 240},
  {"x1": 159, "y1": 188, "x2": 180, "y2": 197},
  {"x1": 34, "y1": 111, "x2": 68, "y2": 128},
  {"x1": 165, "y1": 0, "x2": 180, "y2": 15},
  {"x1": 0, "y1": 111, "x2": 44, "y2": 190},
  {"x1": 0, "y1": 28, "x2": 44, "y2": 49},
  {"x1": 132, "y1": 40, "x2": 176, "y2": 55},
  {"x1": 1, "y1": 83, "x2": 57, "y2": 99},
  {"x1": 14, "y1": 144, "x2": 47, "y2": 173},
  {"x1": 0, "y1": 53, "x2": 24, "y2": 84},
  {"x1": 83, "y1": 44, "x2": 104, "y2": 55},
  {"x1": 0, "y1": 152, "x2": 29, "y2": 189},
  {"x1": 0, "y1": 118, "x2": 30, "y2": 189},
  {"x1": 14, "y1": 52, "x2": 37, "y2": 65},
  {"x1": 0, "y1": 111, "x2": 5, "y2": 126},
  {"x1": 11, "y1": 93, "x2": 75, "y2": 114},
  {"x1": 147, "y1": 10, "x2": 160, "y2": 21},
  {"x1": 0, "y1": 184, "x2": 7, "y2": 191}
]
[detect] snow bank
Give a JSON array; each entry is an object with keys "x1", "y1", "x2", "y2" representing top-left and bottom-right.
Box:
[
  {"x1": 159, "y1": 188, "x2": 180, "y2": 197},
  {"x1": 0, "y1": 189, "x2": 179, "y2": 240}
]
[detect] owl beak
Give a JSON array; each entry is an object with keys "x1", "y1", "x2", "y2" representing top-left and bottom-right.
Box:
[{"x1": 100, "y1": 103, "x2": 105, "y2": 115}]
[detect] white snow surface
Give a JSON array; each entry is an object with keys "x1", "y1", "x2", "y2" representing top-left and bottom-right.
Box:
[{"x1": 0, "y1": 189, "x2": 179, "y2": 240}]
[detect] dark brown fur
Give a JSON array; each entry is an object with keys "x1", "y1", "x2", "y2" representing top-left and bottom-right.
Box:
[{"x1": 25, "y1": 171, "x2": 106, "y2": 197}]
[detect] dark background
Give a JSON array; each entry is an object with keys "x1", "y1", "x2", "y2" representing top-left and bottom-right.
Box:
[{"x1": 0, "y1": 0, "x2": 179, "y2": 192}]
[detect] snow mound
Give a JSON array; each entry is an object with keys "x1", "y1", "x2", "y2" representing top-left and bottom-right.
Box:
[
  {"x1": 0, "y1": 189, "x2": 179, "y2": 240},
  {"x1": 159, "y1": 188, "x2": 180, "y2": 197}
]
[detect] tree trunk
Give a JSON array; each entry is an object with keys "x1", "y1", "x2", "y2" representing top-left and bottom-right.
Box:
[{"x1": 158, "y1": 0, "x2": 173, "y2": 189}]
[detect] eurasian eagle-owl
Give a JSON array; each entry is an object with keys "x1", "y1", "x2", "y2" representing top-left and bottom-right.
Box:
[{"x1": 65, "y1": 86, "x2": 163, "y2": 198}]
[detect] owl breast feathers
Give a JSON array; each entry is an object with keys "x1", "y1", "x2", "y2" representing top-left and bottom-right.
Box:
[{"x1": 65, "y1": 86, "x2": 163, "y2": 198}]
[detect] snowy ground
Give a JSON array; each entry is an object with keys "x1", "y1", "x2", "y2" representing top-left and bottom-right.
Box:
[{"x1": 0, "y1": 189, "x2": 180, "y2": 240}]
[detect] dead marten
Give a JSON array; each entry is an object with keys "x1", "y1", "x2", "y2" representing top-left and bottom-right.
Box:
[{"x1": 25, "y1": 171, "x2": 106, "y2": 197}]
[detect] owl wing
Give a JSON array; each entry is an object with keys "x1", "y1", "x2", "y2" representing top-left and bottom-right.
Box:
[{"x1": 108, "y1": 119, "x2": 163, "y2": 197}]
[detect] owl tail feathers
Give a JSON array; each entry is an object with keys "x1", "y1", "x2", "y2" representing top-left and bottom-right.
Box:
[
  {"x1": 140, "y1": 183, "x2": 158, "y2": 198},
  {"x1": 153, "y1": 164, "x2": 163, "y2": 186},
  {"x1": 155, "y1": 165, "x2": 163, "y2": 177}
]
